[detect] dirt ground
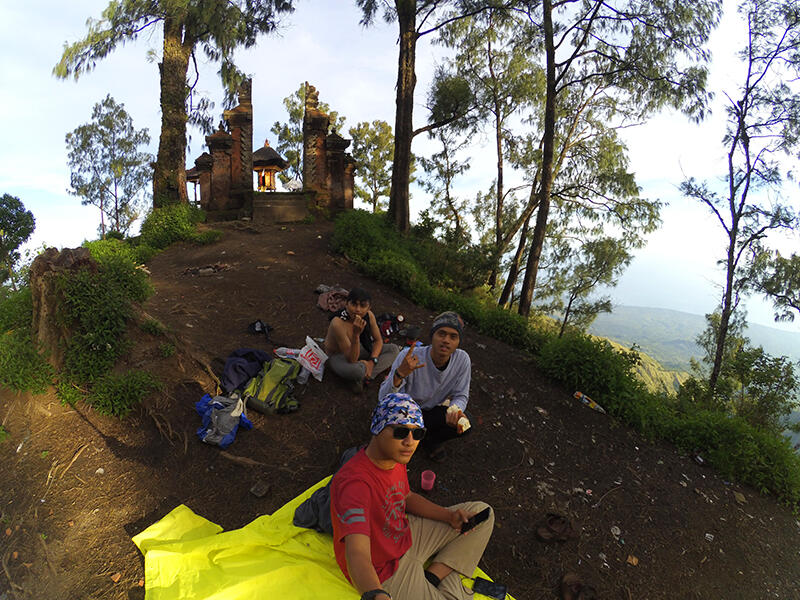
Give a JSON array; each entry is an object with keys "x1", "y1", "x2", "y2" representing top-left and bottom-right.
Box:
[{"x1": 1, "y1": 219, "x2": 799, "y2": 600}]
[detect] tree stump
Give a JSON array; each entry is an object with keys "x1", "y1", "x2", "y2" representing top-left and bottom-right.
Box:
[{"x1": 29, "y1": 247, "x2": 96, "y2": 371}]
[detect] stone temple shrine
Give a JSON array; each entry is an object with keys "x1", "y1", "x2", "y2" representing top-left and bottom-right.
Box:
[{"x1": 186, "y1": 81, "x2": 355, "y2": 222}]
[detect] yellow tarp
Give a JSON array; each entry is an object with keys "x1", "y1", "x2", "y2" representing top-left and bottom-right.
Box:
[{"x1": 132, "y1": 477, "x2": 513, "y2": 600}]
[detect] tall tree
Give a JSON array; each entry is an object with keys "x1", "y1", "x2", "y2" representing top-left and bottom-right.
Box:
[
  {"x1": 438, "y1": 7, "x2": 542, "y2": 288},
  {"x1": 55, "y1": 1, "x2": 294, "y2": 207},
  {"x1": 356, "y1": 0, "x2": 511, "y2": 232},
  {"x1": 270, "y1": 83, "x2": 346, "y2": 186},
  {"x1": 349, "y1": 120, "x2": 394, "y2": 212},
  {"x1": 515, "y1": 0, "x2": 721, "y2": 317},
  {"x1": 419, "y1": 127, "x2": 472, "y2": 239},
  {"x1": 0, "y1": 194, "x2": 35, "y2": 292},
  {"x1": 66, "y1": 95, "x2": 152, "y2": 237},
  {"x1": 681, "y1": 0, "x2": 800, "y2": 396},
  {"x1": 535, "y1": 235, "x2": 631, "y2": 337},
  {"x1": 499, "y1": 73, "x2": 661, "y2": 311},
  {"x1": 754, "y1": 251, "x2": 800, "y2": 322},
  {"x1": 685, "y1": 311, "x2": 799, "y2": 433}
]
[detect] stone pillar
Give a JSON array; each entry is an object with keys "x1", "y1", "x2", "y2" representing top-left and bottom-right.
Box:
[
  {"x1": 223, "y1": 79, "x2": 253, "y2": 210},
  {"x1": 194, "y1": 153, "x2": 213, "y2": 210},
  {"x1": 206, "y1": 126, "x2": 233, "y2": 211},
  {"x1": 326, "y1": 131, "x2": 351, "y2": 214},
  {"x1": 302, "y1": 82, "x2": 330, "y2": 208},
  {"x1": 343, "y1": 154, "x2": 356, "y2": 212}
]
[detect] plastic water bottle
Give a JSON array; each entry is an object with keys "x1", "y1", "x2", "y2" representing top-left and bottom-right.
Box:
[{"x1": 297, "y1": 367, "x2": 310, "y2": 385}]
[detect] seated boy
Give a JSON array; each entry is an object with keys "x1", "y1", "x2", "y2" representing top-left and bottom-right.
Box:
[
  {"x1": 330, "y1": 393, "x2": 495, "y2": 600},
  {"x1": 378, "y1": 311, "x2": 471, "y2": 460},
  {"x1": 325, "y1": 287, "x2": 400, "y2": 393}
]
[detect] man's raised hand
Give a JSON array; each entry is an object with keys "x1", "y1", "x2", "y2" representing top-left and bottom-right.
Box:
[
  {"x1": 352, "y1": 314, "x2": 367, "y2": 335},
  {"x1": 397, "y1": 349, "x2": 425, "y2": 379}
]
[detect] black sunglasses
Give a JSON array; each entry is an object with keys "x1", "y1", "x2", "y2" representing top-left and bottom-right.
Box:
[{"x1": 390, "y1": 425, "x2": 426, "y2": 441}]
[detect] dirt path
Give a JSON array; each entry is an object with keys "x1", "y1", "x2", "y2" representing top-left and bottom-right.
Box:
[{"x1": 1, "y1": 220, "x2": 799, "y2": 599}]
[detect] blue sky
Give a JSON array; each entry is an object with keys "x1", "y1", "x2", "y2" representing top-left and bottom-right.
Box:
[{"x1": 1, "y1": 0, "x2": 798, "y2": 333}]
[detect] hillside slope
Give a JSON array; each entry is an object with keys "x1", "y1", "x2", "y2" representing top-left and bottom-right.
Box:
[{"x1": 1, "y1": 221, "x2": 798, "y2": 600}]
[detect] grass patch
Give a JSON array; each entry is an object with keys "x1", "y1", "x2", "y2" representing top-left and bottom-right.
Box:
[
  {"x1": 88, "y1": 371, "x2": 161, "y2": 418},
  {"x1": 140, "y1": 318, "x2": 167, "y2": 336},
  {"x1": 159, "y1": 342, "x2": 175, "y2": 358},
  {"x1": 139, "y1": 204, "x2": 221, "y2": 249},
  {"x1": 0, "y1": 426, "x2": 9, "y2": 443},
  {"x1": 0, "y1": 287, "x2": 54, "y2": 393}
]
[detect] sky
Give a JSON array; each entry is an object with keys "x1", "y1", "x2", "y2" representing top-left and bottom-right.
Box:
[{"x1": 0, "y1": 0, "x2": 798, "y2": 334}]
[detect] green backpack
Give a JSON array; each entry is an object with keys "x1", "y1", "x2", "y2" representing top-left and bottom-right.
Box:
[{"x1": 243, "y1": 358, "x2": 301, "y2": 414}]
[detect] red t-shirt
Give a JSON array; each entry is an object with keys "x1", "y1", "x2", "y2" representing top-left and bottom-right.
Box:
[{"x1": 330, "y1": 449, "x2": 412, "y2": 583}]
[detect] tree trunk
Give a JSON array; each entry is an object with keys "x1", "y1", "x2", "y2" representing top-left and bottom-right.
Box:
[
  {"x1": 498, "y1": 210, "x2": 530, "y2": 307},
  {"x1": 559, "y1": 293, "x2": 575, "y2": 337},
  {"x1": 488, "y1": 31, "x2": 504, "y2": 290},
  {"x1": 518, "y1": 0, "x2": 556, "y2": 318},
  {"x1": 709, "y1": 237, "x2": 737, "y2": 396},
  {"x1": 388, "y1": 1, "x2": 417, "y2": 233},
  {"x1": 153, "y1": 16, "x2": 191, "y2": 208}
]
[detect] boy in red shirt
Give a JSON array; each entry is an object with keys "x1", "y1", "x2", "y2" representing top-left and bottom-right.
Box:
[{"x1": 331, "y1": 393, "x2": 494, "y2": 600}]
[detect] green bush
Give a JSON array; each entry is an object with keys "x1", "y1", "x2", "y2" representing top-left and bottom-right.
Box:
[
  {"x1": 332, "y1": 210, "x2": 398, "y2": 261},
  {"x1": 668, "y1": 409, "x2": 800, "y2": 504},
  {"x1": 537, "y1": 333, "x2": 646, "y2": 406},
  {"x1": 0, "y1": 287, "x2": 54, "y2": 393},
  {"x1": 88, "y1": 371, "x2": 161, "y2": 417},
  {"x1": 57, "y1": 256, "x2": 151, "y2": 382},
  {"x1": 56, "y1": 379, "x2": 84, "y2": 407},
  {"x1": 139, "y1": 204, "x2": 208, "y2": 249}
]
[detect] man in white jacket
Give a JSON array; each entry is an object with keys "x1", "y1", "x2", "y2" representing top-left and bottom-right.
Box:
[{"x1": 378, "y1": 312, "x2": 471, "y2": 461}]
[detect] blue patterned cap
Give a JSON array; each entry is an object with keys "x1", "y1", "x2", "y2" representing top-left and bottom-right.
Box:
[{"x1": 370, "y1": 393, "x2": 425, "y2": 435}]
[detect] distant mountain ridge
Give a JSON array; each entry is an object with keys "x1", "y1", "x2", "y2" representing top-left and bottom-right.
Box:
[{"x1": 589, "y1": 305, "x2": 800, "y2": 372}]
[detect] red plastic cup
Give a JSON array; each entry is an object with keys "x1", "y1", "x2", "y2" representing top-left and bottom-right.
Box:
[{"x1": 421, "y1": 470, "x2": 436, "y2": 491}]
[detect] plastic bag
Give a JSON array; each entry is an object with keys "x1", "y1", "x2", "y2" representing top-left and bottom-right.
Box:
[{"x1": 298, "y1": 336, "x2": 328, "y2": 382}]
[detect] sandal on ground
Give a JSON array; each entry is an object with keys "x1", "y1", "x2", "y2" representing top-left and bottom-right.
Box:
[
  {"x1": 535, "y1": 513, "x2": 577, "y2": 543},
  {"x1": 560, "y1": 573, "x2": 598, "y2": 600}
]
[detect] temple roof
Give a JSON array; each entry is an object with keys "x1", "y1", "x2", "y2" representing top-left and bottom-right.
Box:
[{"x1": 253, "y1": 141, "x2": 288, "y2": 169}]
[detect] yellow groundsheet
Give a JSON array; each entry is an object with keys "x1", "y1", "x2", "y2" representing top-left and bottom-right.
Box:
[{"x1": 133, "y1": 477, "x2": 513, "y2": 600}]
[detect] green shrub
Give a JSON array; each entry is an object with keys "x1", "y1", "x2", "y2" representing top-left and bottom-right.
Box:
[
  {"x1": 668, "y1": 409, "x2": 800, "y2": 504},
  {"x1": 0, "y1": 287, "x2": 54, "y2": 393},
  {"x1": 193, "y1": 229, "x2": 223, "y2": 245},
  {"x1": 332, "y1": 210, "x2": 398, "y2": 262},
  {"x1": 88, "y1": 371, "x2": 161, "y2": 417},
  {"x1": 132, "y1": 243, "x2": 159, "y2": 264},
  {"x1": 56, "y1": 380, "x2": 84, "y2": 407},
  {"x1": 537, "y1": 333, "x2": 645, "y2": 406},
  {"x1": 0, "y1": 285, "x2": 34, "y2": 332},
  {"x1": 140, "y1": 318, "x2": 166, "y2": 336},
  {"x1": 57, "y1": 256, "x2": 151, "y2": 383},
  {"x1": 139, "y1": 204, "x2": 207, "y2": 249}
]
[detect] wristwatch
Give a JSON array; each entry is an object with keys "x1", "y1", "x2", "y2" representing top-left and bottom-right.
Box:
[
  {"x1": 371, "y1": 357, "x2": 379, "y2": 365},
  {"x1": 361, "y1": 590, "x2": 390, "y2": 600}
]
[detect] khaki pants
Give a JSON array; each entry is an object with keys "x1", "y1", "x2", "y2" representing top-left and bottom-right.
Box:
[{"x1": 382, "y1": 501, "x2": 494, "y2": 600}]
